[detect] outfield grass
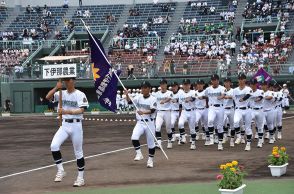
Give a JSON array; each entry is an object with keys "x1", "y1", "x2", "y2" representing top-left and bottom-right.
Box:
[{"x1": 52, "y1": 179, "x2": 294, "y2": 194}]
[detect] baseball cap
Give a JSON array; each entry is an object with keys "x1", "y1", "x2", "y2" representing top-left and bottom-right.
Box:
[
  {"x1": 238, "y1": 73, "x2": 246, "y2": 80},
  {"x1": 250, "y1": 79, "x2": 258, "y2": 85},
  {"x1": 159, "y1": 79, "x2": 168, "y2": 84},
  {"x1": 211, "y1": 74, "x2": 219, "y2": 80},
  {"x1": 224, "y1": 77, "x2": 231, "y2": 82},
  {"x1": 183, "y1": 79, "x2": 191, "y2": 84},
  {"x1": 141, "y1": 81, "x2": 151, "y2": 88},
  {"x1": 171, "y1": 81, "x2": 178, "y2": 86},
  {"x1": 196, "y1": 79, "x2": 205, "y2": 84}
]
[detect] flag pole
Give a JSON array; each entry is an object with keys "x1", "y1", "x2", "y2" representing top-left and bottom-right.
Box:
[{"x1": 81, "y1": 19, "x2": 169, "y2": 160}]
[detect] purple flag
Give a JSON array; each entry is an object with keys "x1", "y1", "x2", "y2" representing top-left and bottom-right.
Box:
[
  {"x1": 253, "y1": 68, "x2": 272, "y2": 84},
  {"x1": 89, "y1": 33, "x2": 120, "y2": 112}
]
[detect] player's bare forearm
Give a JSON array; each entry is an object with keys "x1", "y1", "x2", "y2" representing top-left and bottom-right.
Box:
[
  {"x1": 46, "y1": 87, "x2": 58, "y2": 101},
  {"x1": 265, "y1": 96, "x2": 273, "y2": 100}
]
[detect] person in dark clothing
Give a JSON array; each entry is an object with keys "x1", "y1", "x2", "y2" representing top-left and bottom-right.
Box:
[
  {"x1": 5, "y1": 99, "x2": 11, "y2": 112},
  {"x1": 79, "y1": 0, "x2": 82, "y2": 6}
]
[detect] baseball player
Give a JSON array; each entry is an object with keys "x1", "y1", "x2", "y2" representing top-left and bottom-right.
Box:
[
  {"x1": 178, "y1": 79, "x2": 196, "y2": 149},
  {"x1": 170, "y1": 82, "x2": 182, "y2": 142},
  {"x1": 231, "y1": 73, "x2": 253, "y2": 151},
  {"x1": 249, "y1": 79, "x2": 265, "y2": 148},
  {"x1": 281, "y1": 84, "x2": 290, "y2": 113},
  {"x1": 46, "y1": 78, "x2": 89, "y2": 187},
  {"x1": 125, "y1": 81, "x2": 157, "y2": 168},
  {"x1": 261, "y1": 81, "x2": 275, "y2": 144},
  {"x1": 193, "y1": 79, "x2": 208, "y2": 144},
  {"x1": 273, "y1": 84, "x2": 283, "y2": 139},
  {"x1": 222, "y1": 78, "x2": 234, "y2": 145},
  {"x1": 154, "y1": 79, "x2": 173, "y2": 149},
  {"x1": 116, "y1": 90, "x2": 122, "y2": 113},
  {"x1": 202, "y1": 74, "x2": 225, "y2": 150},
  {"x1": 151, "y1": 87, "x2": 157, "y2": 97}
]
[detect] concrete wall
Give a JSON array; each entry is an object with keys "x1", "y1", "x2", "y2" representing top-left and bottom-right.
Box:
[{"x1": 6, "y1": 0, "x2": 188, "y2": 7}]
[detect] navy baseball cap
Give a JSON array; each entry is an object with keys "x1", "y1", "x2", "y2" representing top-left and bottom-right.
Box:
[
  {"x1": 171, "y1": 81, "x2": 178, "y2": 86},
  {"x1": 238, "y1": 73, "x2": 247, "y2": 80},
  {"x1": 159, "y1": 79, "x2": 168, "y2": 84},
  {"x1": 250, "y1": 79, "x2": 258, "y2": 85},
  {"x1": 224, "y1": 77, "x2": 231, "y2": 82},
  {"x1": 211, "y1": 74, "x2": 219, "y2": 80},
  {"x1": 183, "y1": 79, "x2": 191, "y2": 84},
  {"x1": 141, "y1": 81, "x2": 151, "y2": 88},
  {"x1": 196, "y1": 79, "x2": 205, "y2": 84}
]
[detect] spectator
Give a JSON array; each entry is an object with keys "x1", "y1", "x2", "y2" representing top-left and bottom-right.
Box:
[
  {"x1": 183, "y1": 62, "x2": 188, "y2": 75},
  {"x1": 26, "y1": 63, "x2": 32, "y2": 78},
  {"x1": 0, "y1": 0, "x2": 6, "y2": 9},
  {"x1": 230, "y1": 41, "x2": 236, "y2": 56},
  {"x1": 77, "y1": 10, "x2": 82, "y2": 17},
  {"x1": 60, "y1": 44, "x2": 66, "y2": 56},
  {"x1": 79, "y1": 0, "x2": 82, "y2": 6},
  {"x1": 4, "y1": 98, "x2": 12, "y2": 112},
  {"x1": 170, "y1": 59, "x2": 175, "y2": 74},
  {"x1": 163, "y1": 60, "x2": 170, "y2": 74},
  {"x1": 83, "y1": 9, "x2": 91, "y2": 18},
  {"x1": 63, "y1": 0, "x2": 69, "y2": 8},
  {"x1": 26, "y1": 5, "x2": 33, "y2": 14}
]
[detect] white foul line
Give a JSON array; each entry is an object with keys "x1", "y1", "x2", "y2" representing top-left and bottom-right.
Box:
[
  {"x1": 0, "y1": 116, "x2": 293, "y2": 180},
  {"x1": 0, "y1": 145, "x2": 146, "y2": 180}
]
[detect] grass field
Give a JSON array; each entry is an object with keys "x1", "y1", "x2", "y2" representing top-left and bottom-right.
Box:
[{"x1": 51, "y1": 179, "x2": 294, "y2": 194}]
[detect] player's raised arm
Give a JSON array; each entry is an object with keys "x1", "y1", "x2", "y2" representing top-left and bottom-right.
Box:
[{"x1": 46, "y1": 81, "x2": 62, "y2": 101}]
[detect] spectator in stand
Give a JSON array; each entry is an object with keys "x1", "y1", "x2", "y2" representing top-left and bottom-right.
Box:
[
  {"x1": 26, "y1": 5, "x2": 33, "y2": 14},
  {"x1": 77, "y1": 10, "x2": 82, "y2": 17},
  {"x1": 83, "y1": 9, "x2": 91, "y2": 18},
  {"x1": 0, "y1": 0, "x2": 6, "y2": 9},
  {"x1": 63, "y1": 0, "x2": 69, "y2": 8},
  {"x1": 163, "y1": 60, "x2": 170, "y2": 74},
  {"x1": 183, "y1": 62, "x2": 188, "y2": 75},
  {"x1": 230, "y1": 40, "x2": 236, "y2": 56},
  {"x1": 79, "y1": 0, "x2": 82, "y2": 6}
]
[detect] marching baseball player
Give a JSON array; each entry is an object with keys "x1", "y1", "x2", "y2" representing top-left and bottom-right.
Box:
[
  {"x1": 202, "y1": 74, "x2": 225, "y2": 150},
  {"x1": 231, "y1": 73, "x2": 253, "y2": 151},
  {"x1": 170, "y1": 82, "x2": 182, "y2": 142},
  {"x1": 125, "y1": 81, "x2": 157, "y2": 168},
  {"x1": 281, "y1": 84, "x2": 290, "y2": 113},
  {"x1": 116, "y1": 90, "x2": 122, "y2": 113},
  {"x1": 261, "y1": 81, "x2": 275, "y2": 144},
  {"x1": 178, "y1": 79, "x2": 196, "y2": 149},
  {"x1": 249, "y1": 79, "x2": 265, "y2": 148},
  {"x1": 222, "y1": 78, "x2": 234, "y2": 145},
  {"x1": 193, "y1": 79, "x2": 208, "y2": 144},
  {"x1": 273, "y1": 84, "x2": 283, "y2": 139},
  {"x1": 154, "y1": 79, "x2": 173, "y2": 149},
  {"x1": 46, "y1": 78, "x2": 89, "y2": 187}
]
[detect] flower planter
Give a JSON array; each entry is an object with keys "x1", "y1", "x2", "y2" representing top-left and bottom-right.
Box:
[
  {"x1": 44, "y1": 112, "x2": 54, "y2": 116},
  {"x1": 1, "y1": 113, "x2": 11, "y2": 117},
  {"x1": 219, "y1": 184, "x2": 246, "y2": 194},
  {"x1": 268, "y1": 163, "x2": 288, "y2": 177},
  {"x1": 91, "y1": 111, "x2": 100, "y2": 115}
]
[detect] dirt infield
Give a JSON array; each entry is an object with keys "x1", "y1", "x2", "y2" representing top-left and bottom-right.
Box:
[{"x1": 0, "y1": 114, "x2": 293, "y2": 194}]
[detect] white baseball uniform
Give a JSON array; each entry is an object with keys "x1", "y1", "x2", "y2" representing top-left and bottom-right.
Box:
[
  {"x1": 194, "y1": 89, "x2": 208, "y2": 134},
  {"x1": 223, "y1": 88, "x2": 234, "y2": 134},
  {"x1": 50, "y1": 89, "x2": 89, "y2": 177},
  {"x1": 178, "y1": 90, "x2": 196, "y2": 139},
  {"x1": 232, "y1": 86, "x2": 253, "y2": 136},
  {"x1": 131, "y1": 94, "x2": 157, "y2": 149},
  {"x1": 250, "y1": 89, "x2": 265, "y2": 136},
  {"x1": 281, "y1": 88, "x2": 290, "y2": 108},
  {"x1": 170, "y1": 89, "x2": 183, "y2": 131},
  {"x1": 205, "y1": 85, "x2": 225, "y2": 135},
  {"x1": 274, "y1": 91, "x2": 283, "y2": 128},
  {"x1": 154, "y1": 90, "x2": 173, "y2": 140},
  {"x1": 263, "y1": 90, "x2": 275, "y2": 132}
]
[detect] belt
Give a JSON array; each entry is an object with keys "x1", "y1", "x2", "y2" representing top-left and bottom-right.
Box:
[
  {"x1": 64, "y1": 119, "x2": 81, "y2": 123},
  {"x1": 185, "y1": 109, "x2": 194, "y2": 111},
  {"x1": 210, "y1": 104, "x2": 223, "y2": 107},
  {"x1": 253, "y1": 107, "x2": 262, "y2": 110},
  {"x1": 139, "y1": 118, "x2": 154, "y2": 122},
  {"x1": 172, "y1": 110, "x2": 179, "y2": 111},
  {"x1": 236, "y1": 107, "x2": 247, "y2": 110},
  {"x1": 196, "y1": 107, "x2": 205, "y2": 110},
  {"x1": 264, "y1": 109, "x2": 272, "y2": 112},
  {"x1": 275, "y1": 105, "x2": 282, "y2": 108},
  {"x1": 158, "y1": 110, "x2": 170, "y2": 111},
  {"x1": 225, "y1": 107, "x2": 233, "y2": 110}
]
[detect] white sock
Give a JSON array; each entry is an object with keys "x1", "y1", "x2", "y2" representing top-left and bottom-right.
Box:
[
  {"x1": 148, "y1": 157, "x2": 154, "y2": 161},
  {"x1": 57, "y1": 163, "x2": 64, "y2": 171},
  {"x1": 136, "y1": 149, "x2": 142, "y2": 155},
  {"x1": 78, "y1": 171, "x2": 84, "y2": 178}
]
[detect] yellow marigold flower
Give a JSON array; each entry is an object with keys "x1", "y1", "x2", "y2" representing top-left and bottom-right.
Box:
[
  {"x1": 226, "y1": 163, "x2": 233, "y2": 168},
  {"x1": 230, "y1": 168, "x2": 236, "y2": 173},
  {"x1": 273, "y1": 146, "x2": 279, "y2": 151},
  {"x1": 232, "y1": 160, "x2": 238, "y2": 166},
  {"x1": 272, "y1": 151, "x2": 278, "y2": 156},
  {"x1": 280, "y1": 147, "x2": 286, "y2": 152},
  {"x1": 220, "y1": 165, "x2": 226, "y2": 170}
]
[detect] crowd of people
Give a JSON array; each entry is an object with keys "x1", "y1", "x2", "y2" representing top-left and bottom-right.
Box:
[{"x1": 0, "y1": 49, "x2": 30, "y2": 76}]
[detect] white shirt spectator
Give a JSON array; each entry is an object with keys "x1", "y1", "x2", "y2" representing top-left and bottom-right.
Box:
[
  {"x1": 125, "y1": 43, "x2": 130, "y2": 50},
  {"x1": 132, "y1": 42, "x2": 138, "y2": 50}
]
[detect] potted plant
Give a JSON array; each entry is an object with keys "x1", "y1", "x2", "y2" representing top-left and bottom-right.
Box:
[
  {"x1": 1, "y1": 111, "x2": 11, "y2": 117},
  {"x1": 268, "y1": 146, "x2": 289, "y2": 177},
  {"x1": 91, "y1": 108, "x2": 99, "y2": 115},
  {"x1": 44, "y1": 109, "x2": 54, "y2": 116},
  {"x1": 217, "y1": 160, "x2": 246, "y2": 194}
]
